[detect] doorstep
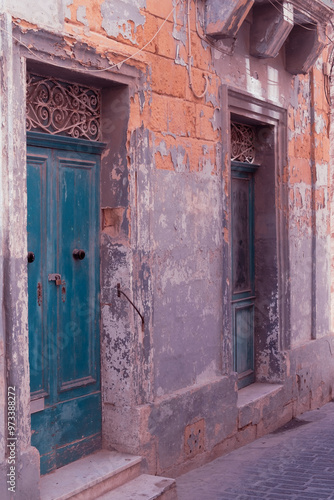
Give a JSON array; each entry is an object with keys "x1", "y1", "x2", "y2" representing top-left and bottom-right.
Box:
[
  {"x1": 40, "y1": 450, "x2": 142, "y2": 500},
  {"x1": 96, "y1": 474, "x2": 177, "y2": 500},
  {"x1": 237, "y1": 383, "x2": 284, "y2": 431}
]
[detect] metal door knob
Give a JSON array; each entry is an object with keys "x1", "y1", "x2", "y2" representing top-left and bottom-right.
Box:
[
  {"x1": 28, "y1": 252, "x2": 35, "y2": 263},
  {"x1": 73, "y1": 249, "x2": 85, "y2": 260}
]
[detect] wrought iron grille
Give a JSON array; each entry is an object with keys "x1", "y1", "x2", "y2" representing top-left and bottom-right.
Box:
[
  {"x1": 231, "y1": 122, "x2": 255, "y2": 163},
  {"x1": 26, "y1": 74, "x2": 101, "y2": 141}
]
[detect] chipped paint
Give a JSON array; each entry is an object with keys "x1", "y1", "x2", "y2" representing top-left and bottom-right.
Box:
[
  {"x1": 76, "y1": 5, "x2": 88, "y2": 27},
  {"x1": 101, "y1": 0, "x2": 146, "y2": 44},
  {"x1": 175, "y1": 44, "x2": 187, "y2": 67},
  {"x1": 170, "y1": 145, "x2": 189, "y2": 172},
  {"x1": 315, "y1": 111, "x2": 326, "y2": 134},
  {"x1": 1, "y1": 0, "x2": 77, "y2": 31},
  {"x1": 64, "y1": 0, "x2": 73, "y2": 20}
]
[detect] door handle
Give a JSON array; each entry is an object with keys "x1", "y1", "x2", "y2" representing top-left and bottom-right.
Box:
[
  {"x1": 28, "y1": 252, "x2": 35, "y2": 263},
  {"x1": 48, "y1": 274, "x2": 62, "y2": 286},
  {"x1": 73, "y1": 249, "x2": 85, "y2": 260}
]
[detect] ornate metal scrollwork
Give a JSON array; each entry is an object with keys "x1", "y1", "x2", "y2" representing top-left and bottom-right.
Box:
[
  {"x1": 26, "y1": 74, "x2": 101, "y2": 141},
  {"x1": 231, "y1": 122, "x2": 255, "y2": 163}
]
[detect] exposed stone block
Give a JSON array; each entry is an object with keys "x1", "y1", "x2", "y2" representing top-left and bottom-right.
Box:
[
  {"x1": 235, "y1": 424, "x2": 257, "y2": 447},
  {"x1": 285, "y1": 22, "x2": 326, "y2": 75},
  {"x1": 205, "y1": 0, "x2": 254, "y2": 39},
  {"x1": 238, "y1": 404, "x2": 261, "y2": 428},
  {"x1": 250, "y1": 1, "x2": 294, "y2": 58}
]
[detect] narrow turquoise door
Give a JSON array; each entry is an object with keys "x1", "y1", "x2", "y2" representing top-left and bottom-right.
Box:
[
  {"x1": 231, "y1": 161, "x2": 258, "y2": 389},
  {"x1": 27, "y1": 132, "x2": 104, "y2": 475}
]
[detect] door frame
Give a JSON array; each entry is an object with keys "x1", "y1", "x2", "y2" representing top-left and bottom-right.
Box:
[
  {"x1": 221, "y1": 86, "x2": 290, "y2": 383},
  {"x1": 2, "y1": 19, "x2": 147, "y2": 494}
]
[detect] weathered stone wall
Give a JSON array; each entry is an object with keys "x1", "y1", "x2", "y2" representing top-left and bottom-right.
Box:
[{"x1": 0, "y1": 0, "x2": 334, "y2": 494}]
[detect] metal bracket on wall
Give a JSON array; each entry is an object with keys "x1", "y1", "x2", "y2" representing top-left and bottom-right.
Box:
[{"x1": 117, "y1": 283, "x2": 145, "y2": 332}]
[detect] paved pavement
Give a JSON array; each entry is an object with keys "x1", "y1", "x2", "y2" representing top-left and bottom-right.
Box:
[{"x1": 176, "y1": 401, "x2": 334, "y2": 500}]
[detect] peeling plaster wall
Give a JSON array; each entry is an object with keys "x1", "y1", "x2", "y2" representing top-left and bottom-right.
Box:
[
  {"x1": 152, "y1": 170, "x2": 222, "y2": 396},
  {"x1": 330, "y1": 57, "x2": 334, "y2": 332},
  {"x1": 0, "y1": 0, "x2": 72, "y2": 32},
  {"x1": 101, "y1": 0, "x2": 146, "y2": 44},
  {"x1": 1, "y1": 0, "x2": 334, "y2": 489},
  {"x1": 0, "y1": 14, "x2": 40, "y2": 499}
]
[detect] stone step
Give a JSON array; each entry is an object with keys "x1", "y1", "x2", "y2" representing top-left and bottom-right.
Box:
[
  {"x1": 96, "y1": 474, "x2": 177, "y2": 500},
  {"x1": 40, "y1": 450, "x2": 142, "y2": 500}
]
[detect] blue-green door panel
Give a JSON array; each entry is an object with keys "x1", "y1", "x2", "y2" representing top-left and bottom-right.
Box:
[
  {"x1": 27, "y1": 154, "x2": 49, "y2": 398},
  {"x1": 27, "y1": 131, "x2": 106, "y2": 154},
  {"x1": 57, "y1": 157, "x2": 99, "y2": 394},
  {"x1": 233, "y1": 302, "x2": 255, "y2": 389},
  {"x1": 56, "y1": 433, "x2": 102, "y2": 470},
  {"x1": 27, "y1": 136, "x2": 102, "y2": 475},
  {"x1": 31, "y1": 393, "x2": 101, "y2": 475},
  {"x1": 231, "y1": 162, "x2": 258, "y2": 389},
  {"x1": 231, "y1": 169, "x2": 255, "y2": 301}
]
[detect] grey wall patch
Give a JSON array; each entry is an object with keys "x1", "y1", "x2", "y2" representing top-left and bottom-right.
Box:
[
  {"x1": 101, "y1": 0, "x2": 146, "y2": 44},
  {"x1": 156, "y1": 139, "x2": 168, "y2": 158},
  {"x1": 76, "y1": 5, "x2": 89, "y2": 27},
  {"x1": 171, "y1": 145, "x2": 189, "y2": 172},
  {"x1": 175, "y1": 45, "x2": 187, "y2": 67},
  {"x1": 210, "y1": 108, "x2": 221, "y2": 132},
  {"x1": 64, "y1": 0, "x2": 73, "y2": 20},
  {"x1": 3, "y1": 0, "x2": 66, "y2": 30}
]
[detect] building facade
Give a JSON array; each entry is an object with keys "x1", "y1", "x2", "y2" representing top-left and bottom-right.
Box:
[{"x1": 1, "y1": 0, "x2": 334, "y2": 498}]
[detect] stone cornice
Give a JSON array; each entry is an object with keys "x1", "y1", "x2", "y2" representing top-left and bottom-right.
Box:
[
  {"x1": 205, "y1": 0, "x2": 333, "y2": 73},
  {"x1": 290, "y1": 0, "x2": 334, "y2": 23}
]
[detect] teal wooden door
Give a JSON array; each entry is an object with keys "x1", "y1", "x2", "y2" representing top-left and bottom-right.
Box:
[
  {"x1": 231, "y1": 161, "x2": 258, "y2": 389},
  {"x1": 27, "y1": 132, "x2": 104, "y2": 475}
]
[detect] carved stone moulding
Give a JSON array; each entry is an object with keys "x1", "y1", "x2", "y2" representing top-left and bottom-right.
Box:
[
  {"x1": 205, "y1": 0, "x2": 254, "y2": 39},
  {"x1": 250, "y1": 1, "x2": 294, "y2": 58},
  {"x1": 26, "y1": 73, "x2": 101, "y2": 141},
  {"x1": 204, "y1": 0, "x2": 333, "y2": 74},
  {"x1": 285, "y1": 22, "x2": 327, "y2": 75},
  {"x1": 291, "y1": 0, "x2": 334, "y2": 23}
]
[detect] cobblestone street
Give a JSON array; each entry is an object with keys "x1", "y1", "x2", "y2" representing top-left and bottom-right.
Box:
[{"x1": 177, "y1": 401, "x2": 334, "y2": 500}]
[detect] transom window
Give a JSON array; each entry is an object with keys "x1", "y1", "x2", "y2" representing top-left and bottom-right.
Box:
[
  {"x1": 26, "y1": 73, "x2": 101, "y2": 141},
  {"x1": 231, "y1": 122, "x2": 255, "y2": 164}
]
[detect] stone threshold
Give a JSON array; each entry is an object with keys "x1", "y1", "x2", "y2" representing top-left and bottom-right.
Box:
[
  {"x1": 96, "y1": 474, "x2": 177, "y2": 499},
  {"x1": 237, "y1": 382, "x2": 283, "y2": 409},
  {"x1": 40, "y1": 450, "x2": 142, "y2": 500}
]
